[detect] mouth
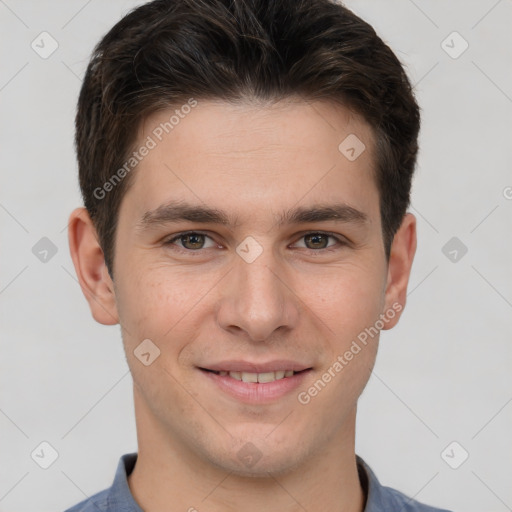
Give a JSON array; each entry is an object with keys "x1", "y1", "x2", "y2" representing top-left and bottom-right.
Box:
[
  {"x1": 198, "y1": 365, "x2": 313, "y2": 403},
  {"x1": 200, "y1": 368, "x2": 310, "y2": 383}
]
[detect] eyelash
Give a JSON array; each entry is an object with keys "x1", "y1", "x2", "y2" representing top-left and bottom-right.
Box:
[{"x1": 163, "y1": 231, "x2": 347, "y2": 255}]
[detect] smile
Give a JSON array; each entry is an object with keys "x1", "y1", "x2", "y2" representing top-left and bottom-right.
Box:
[
  {"x1": 205, "y1": 369, "x2": 303, "y2": 383},
  {"x1": 199, "y1": 367, "x2": 312, "y2": 403}
]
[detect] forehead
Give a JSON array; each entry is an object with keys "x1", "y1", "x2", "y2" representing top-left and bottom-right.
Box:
[
  {"x1": 121, "y1": 98, "x2": 380, "y2": 228},
  {"x1": 139, "y1": 97, "x2": 373, "y2": 159}
]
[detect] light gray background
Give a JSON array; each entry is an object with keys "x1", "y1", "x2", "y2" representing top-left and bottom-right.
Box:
[{"x1": 1, "y1": 1, "x2": 511, "y2": 511}]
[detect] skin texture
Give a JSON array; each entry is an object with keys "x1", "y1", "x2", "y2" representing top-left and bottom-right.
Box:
[{"x1": 68, "y1": 98, "x2": 416, "y2": 512}]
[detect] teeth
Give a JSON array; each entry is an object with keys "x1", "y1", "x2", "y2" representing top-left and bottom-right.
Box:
[
  {"x1": 219, "y1": 370, "x2": 297, "y2": 382},
  {"x1": 241, "y1": 372, "x2": 258, "y2": 383},
  {"x1": 257, "y1": 372, "x2": 275, "y2": 383}
]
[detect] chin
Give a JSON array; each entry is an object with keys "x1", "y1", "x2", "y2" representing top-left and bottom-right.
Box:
[
  {"x1": 204, "y1": 437, "x2": 307, "y2": 478},
  {"x1": 217, "y1": 456, "x2": 304, "y2": 479}
]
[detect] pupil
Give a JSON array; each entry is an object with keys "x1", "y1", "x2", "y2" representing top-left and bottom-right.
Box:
[
  {"x1": 306, "y1": 233, "x2": 327, "y2": 249},
  {"x1": 184, "y1": 234, "x2": 204, "y2": 249}
]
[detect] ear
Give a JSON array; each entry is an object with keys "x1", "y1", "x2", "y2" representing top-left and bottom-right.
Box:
[
  {"x1": 68, "y1": 207, "x2": 119, "y2": 325},
  {"x1": 381, "y1": 212, "x2": 417, "y2": 330}
]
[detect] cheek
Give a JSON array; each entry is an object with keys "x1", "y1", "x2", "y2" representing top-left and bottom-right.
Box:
[
  {"x1": 299, "y1": 261, "x2": 386, "y2": 341},
  {"x1": 297, "y1": 280, "x2": 381, "y2": 424},
  {"x1": 115, "y1": 267, "x2": 206, "y2": 408},
  {"x1": 114, "y1": 265, "x2": 184, "y2": 343},
  {"x1": 114, "y1": 263, "x2": 218, "y2": 364}
]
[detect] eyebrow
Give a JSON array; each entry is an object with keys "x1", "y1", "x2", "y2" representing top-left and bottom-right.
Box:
[{"x1": 136, "y1": 200, "x2": 369, "y2": 231}]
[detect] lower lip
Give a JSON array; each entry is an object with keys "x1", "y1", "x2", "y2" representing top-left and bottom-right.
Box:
[{"x1": 200, "y1": 369, "x2": 311, "y2": 404}]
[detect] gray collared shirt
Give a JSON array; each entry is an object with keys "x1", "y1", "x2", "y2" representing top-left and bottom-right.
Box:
[{"x1": 64, "y1": 453, "x2": 453, "y2": 512}]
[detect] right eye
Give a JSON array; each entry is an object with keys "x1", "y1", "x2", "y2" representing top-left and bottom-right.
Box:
[{"x1": 164, "y1": 231, "x2": 219, "y2": 252}]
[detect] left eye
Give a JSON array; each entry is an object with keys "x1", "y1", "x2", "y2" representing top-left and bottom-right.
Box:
[
  {"x1": 165, "y1": 231, "x2": 342, "y2": 252},
  {"x1": 292, "y1": 232, "x2": 340, "y2": 250}
]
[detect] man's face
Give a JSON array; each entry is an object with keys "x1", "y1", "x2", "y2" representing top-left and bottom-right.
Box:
[{"x1": 107, "y1": 98, "x2": 401, "y2": 474}]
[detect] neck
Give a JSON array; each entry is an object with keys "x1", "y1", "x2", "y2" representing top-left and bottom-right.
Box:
[{"x1": 128, "y1": 387, "x2": 365, "y2": 512}]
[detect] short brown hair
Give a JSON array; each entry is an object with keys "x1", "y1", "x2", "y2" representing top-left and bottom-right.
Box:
[{"x1": 76, "y1": 0, "x2": 420, "y2": 276}]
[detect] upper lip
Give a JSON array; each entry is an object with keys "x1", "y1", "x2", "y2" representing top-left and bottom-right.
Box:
[{"x1": 200, "y1": 360, "x2": 312, "y2": 373}]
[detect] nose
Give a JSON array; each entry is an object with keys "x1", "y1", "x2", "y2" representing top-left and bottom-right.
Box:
[{"x1": 216, "y1": 248, "x2": 300, "y2": 342}]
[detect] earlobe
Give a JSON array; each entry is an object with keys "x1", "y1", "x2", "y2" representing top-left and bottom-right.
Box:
[
  {"x1": 381, "y1": 213, "x2": 417, "y2": 330},
  {"x1": 68, "y1": 207, "x2": 119, "y2": 325}
]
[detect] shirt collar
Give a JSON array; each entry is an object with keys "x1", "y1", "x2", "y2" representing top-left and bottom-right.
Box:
[{"x1": 106, "y1": 453, "x2": 143, "y2": 511}]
